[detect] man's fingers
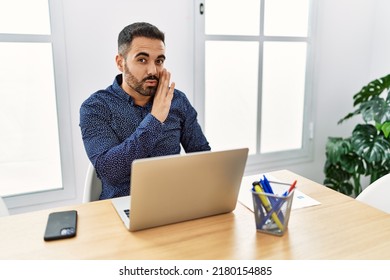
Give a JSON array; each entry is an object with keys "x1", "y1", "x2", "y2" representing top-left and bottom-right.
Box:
[
  {"x1": 156, "y1": 69, "x2": 174, "y2": 98},
  {"x1": 150, "y1": 70, "x2": 175, "y2": 123},
  {"x1": 168, "y1": 82, "x2": 175, "y2": 98},
  {"x1": 162, "y1": 71, "x2": 171, "y2": 96},
  {"x1": 155, "y1": 69, "x2": 169, "y2": 96}
]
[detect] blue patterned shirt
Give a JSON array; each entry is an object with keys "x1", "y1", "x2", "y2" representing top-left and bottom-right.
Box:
[{"x1": 80, "y1": 74, "x2": 211, "y2": 199}]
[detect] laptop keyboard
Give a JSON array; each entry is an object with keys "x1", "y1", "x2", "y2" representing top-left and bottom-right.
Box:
[{"x1": 124, "y1": 209, "x2": 130, "y2": 217}]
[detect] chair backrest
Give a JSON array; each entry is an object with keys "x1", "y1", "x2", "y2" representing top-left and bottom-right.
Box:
[
  {"x1": 83, "y1": 163, "x2": 102, "y2": 203},
  {"x1": 356, "y1": 173, "x2": 390, "y2": 214},
  {"x1": 0, "y1": 197, "x2": 9, "y2": 217}
]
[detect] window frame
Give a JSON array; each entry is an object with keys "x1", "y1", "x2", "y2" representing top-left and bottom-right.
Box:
[
  {"x1": 1, "y1": 0, "x2": 76, "y2": 210},
  {"x1": 194, "y1": 0, "x2": 316, "y2": 174}
]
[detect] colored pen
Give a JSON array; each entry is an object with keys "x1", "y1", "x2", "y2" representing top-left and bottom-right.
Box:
[
  {"x1": 262, "y1": 175, "x2": 274, "y2": 194},
  {"x1": 283, "y1": 180, "x2": 297, "y2": 196},
  {"x1": 253, "y1": 183, "x2": 284, "y2": 231},
  {"x1": 287, "y1": 180, "x2": 297, "y2": 194},
  {"x1": 259, "y1": 178, "x2": 274, "y2": 202},
  {"x1": 251, "y1": 182, "x2": 263, "y2": 214},
  {"x1": 260, "y1": 177, "x2": 279, "y2": 206}
]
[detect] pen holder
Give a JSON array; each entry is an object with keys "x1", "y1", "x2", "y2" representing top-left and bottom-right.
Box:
[{"x1": 251, "y1": 188, "x2": 294, "y2": 236}]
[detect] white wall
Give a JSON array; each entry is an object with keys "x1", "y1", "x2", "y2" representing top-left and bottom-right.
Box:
[
  {"x1": 280, "y1": 0, "x2": 387, "y2": 183},
  {"x1": 66, "y1": 0, "x2": 196, "y2": 205},
  {"x1": 369, "y1": 0, "x2": 390, "y2": 78},
  {"x1": 13, "y1": 0, "x2": 390, "y2": 213},
  {"x1": 274, "y1": 0, "x2": 390, "y2": 185}
]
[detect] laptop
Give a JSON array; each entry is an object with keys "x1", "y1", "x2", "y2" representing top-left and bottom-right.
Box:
[{"x1": 111, "y1": 148, "x2": 249, "y2": 231}]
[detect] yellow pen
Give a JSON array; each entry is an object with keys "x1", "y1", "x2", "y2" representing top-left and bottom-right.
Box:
[{"x1": 253, "y1": 184, "x2": 284, "y2": 231}]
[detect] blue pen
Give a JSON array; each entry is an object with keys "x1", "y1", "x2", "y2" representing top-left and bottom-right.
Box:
[
  {"x1": 259, "y1": 179, "x2": 268, "y2": 193},
  {"x1": 259, "y1": 178, "x2": 275, "y2": 205},
  {"x1": 259, "y1": 179, "x2": 267, "y2": 192},
  {"x1": 263, "y1": 175, "x2": 274, "y2": 194}
]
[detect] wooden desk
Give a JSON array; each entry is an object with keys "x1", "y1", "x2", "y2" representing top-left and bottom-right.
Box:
[{"x1": 1, "y1": 170, "x2": 390, "y2": 260}]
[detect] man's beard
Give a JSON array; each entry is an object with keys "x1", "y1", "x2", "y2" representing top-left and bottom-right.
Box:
[{"x1": 123, "y1": 65, "x2": 159, "y2": 97}]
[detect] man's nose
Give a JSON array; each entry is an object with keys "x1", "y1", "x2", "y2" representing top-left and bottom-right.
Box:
[{"x1": 147, "y1": 63, "x2": 157, "y2": 76}]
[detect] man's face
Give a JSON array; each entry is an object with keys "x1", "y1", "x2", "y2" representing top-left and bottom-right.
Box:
[{"x1": 117, "y1": 37, "x2": 166, "y2": 98}]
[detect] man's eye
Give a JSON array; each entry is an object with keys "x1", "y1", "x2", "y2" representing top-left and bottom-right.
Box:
[
  {"x1": 156, "y1": 59, "x2": 164, "y2": 65},
  {"x1": 138, "y1": 58, "x2": 147, "y2": 63}
]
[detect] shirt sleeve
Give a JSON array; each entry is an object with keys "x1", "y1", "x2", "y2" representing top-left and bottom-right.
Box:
[{"x1": 79, "y1": 97, "x2": 164, "y2": 185}]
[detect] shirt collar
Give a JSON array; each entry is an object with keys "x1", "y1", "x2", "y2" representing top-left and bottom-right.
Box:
[{"x1": 112, "y1": 74, "x2": 135, "y2": 105}]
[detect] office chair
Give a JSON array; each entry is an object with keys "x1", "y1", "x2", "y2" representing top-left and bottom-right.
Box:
[
  {"x1": 83, "y1": 163, "x2": 102, "y2": 203},
  {"x1": 356, "y1": 173, "x2": 390, "y2": 214},
  {"x1": 0, "y1": 196, "x2": 10, "y2": 217}
]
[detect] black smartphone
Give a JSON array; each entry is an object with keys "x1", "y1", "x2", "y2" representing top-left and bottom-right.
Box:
[{"x1": 44, "y1": 210, "x2": 78, "y2": 241}]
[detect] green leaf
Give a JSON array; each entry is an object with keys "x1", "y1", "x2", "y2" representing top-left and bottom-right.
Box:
[
  {"x1": 338, "y1": 74, "x2": 390, "y2": 124},
  {"x1": 323, "y1": 163, "x2": 354, "y2": 196},
  {"x1": 360, "y1": 97, "x2": 390, "y2": 124},
  {"x1": 352, "y1": 124, "x2": 390, "y2": 163},
  {"x1": 353, "y1": 74, "x2": 390, "y2": 106},
  {"x1": 340, "y1": 153, "x2": 365, "y2": 174},
  {"x1": 382, "y1": 122, "x2": 390, "y2": 138},
  {"x1": 325, "y1": 137, "x2": 352, "y2": 163}
]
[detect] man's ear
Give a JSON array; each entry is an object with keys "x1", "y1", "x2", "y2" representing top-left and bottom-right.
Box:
[{"x1": 115, "y1": 54, "x2": 124, "y2": 72}]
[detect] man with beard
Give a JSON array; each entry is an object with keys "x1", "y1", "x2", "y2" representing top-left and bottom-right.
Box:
[{"x1": 80, "y1": 22, "x2": 211, "y2": 199}]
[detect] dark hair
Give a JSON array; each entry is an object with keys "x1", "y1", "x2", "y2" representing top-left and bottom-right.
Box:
[{"x1": 118, "y1": 22, "x2": 165, "y2": 56}]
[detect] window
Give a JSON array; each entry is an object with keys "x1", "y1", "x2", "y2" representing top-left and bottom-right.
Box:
[
  {"x1": 195, "y1": 0, "x2": 315, "y2": 172},
  {"x1": 0, "y1": 0, "x2": 75, "y2": 209}
]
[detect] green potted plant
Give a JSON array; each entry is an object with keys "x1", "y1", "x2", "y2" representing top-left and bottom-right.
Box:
[{"x1": 323, "y1": 73, "x2": 390, "y2": 197}]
